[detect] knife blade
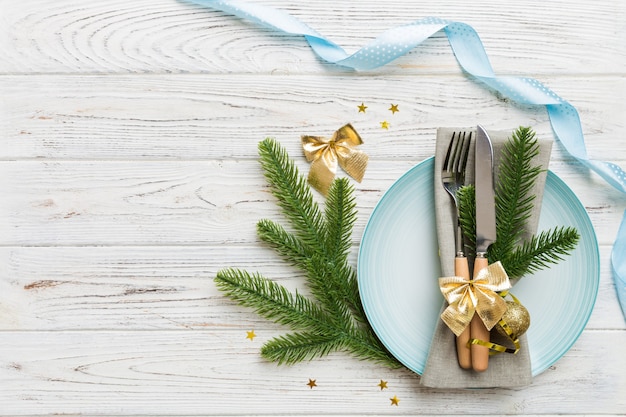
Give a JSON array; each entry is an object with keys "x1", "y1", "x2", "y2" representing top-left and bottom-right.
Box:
[
  {"x1": 475, "y1": 125, "x2": 497, "y2": 257},
  {"x1": 471, "y1": 124, "x2": 497, "y2": 372}
]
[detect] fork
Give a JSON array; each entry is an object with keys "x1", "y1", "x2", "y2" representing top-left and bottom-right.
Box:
[{"x1": 441, "y1": 131, "x2": 472, "y2": 369}]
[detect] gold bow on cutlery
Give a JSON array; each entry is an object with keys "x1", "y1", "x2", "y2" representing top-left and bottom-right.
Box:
[
  {"x1": 439, "y1": 261, "x2": 511, "y2": 337},
  {"x1": 301, "y1": 124, "x2": 368, "y2": 195}
]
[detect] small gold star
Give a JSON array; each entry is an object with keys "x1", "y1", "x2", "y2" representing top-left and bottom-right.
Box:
[
  {"x1": 246, "y1": 330, "x2": 256, "y2": 341},
  {"x1": 377, "y1": 380, "x2": 388, "y2": 390},
  {"x1": 358, "y1": 103, "x2": 368, "y2": 113},
  {"x1": 389, "y1": 104, "x2": 399, "y2": 114},
  {"x1": 390, "y1": 395, "x2": 400, "y2": 406},
  {"x1": 307, "y1": 379, "x2": 317, "y2": 389},
  {"x1": 380, "y1": 121, "x2": 390, "y2": 130}
]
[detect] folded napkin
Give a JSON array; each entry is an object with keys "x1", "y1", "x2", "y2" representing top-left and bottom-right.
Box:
[{"x1": 421, "y1": 127, "x2": 552, "y2": 389}]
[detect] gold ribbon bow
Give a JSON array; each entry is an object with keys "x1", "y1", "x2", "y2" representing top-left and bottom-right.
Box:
[
  {"x1": 301, "y1": 124, "x2": 368, "y2": 195},
  {"x1": 439, "y1": 261, "x2": 511, "y2": 337}
]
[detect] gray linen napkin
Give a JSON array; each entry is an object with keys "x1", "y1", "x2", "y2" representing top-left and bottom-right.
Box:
[{"x1": 420, "y1": 127, "x2": 552, "y2": 388}]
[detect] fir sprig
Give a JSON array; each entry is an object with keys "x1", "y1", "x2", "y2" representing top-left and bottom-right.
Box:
[
  {"x1": 490, "y1": 127, "x2": 543, "y2": 263},
  {"x1": 457, "y1": 184, "x2": 476, "y2": 254},
  {"x1": 458, "y1": 127, "x2": 580, "y2": 278},
  {"x1": 215, "y1": 138, "x2": 401, "y2": 368}
]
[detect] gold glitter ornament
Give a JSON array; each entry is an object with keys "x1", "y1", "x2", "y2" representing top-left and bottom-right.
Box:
[{"x1": 495, "y1": 300, "x2": 531, "y2": 339}]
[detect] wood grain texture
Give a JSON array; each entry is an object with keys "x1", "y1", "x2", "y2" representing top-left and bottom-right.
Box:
[
  {"x1": 0, "y1": 330, "x2": 624, "y2": 415},
  {"x1": 0, "y1": 0, "x2": 624, "y2": 75},
  {"x1": 1, "y1": 74, "x2": 624, "y2": 161},
  {"x1": 1, "y1": 0, "x2": 625, "y2": 415},
  {"x1": 0, "y1": 244, "x2": 623, "y2": 332},
  {"x1": 1, "y1": 160, "x2": 624, "y2": 246}
]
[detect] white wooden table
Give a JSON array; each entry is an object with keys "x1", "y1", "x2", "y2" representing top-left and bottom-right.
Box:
[{"x1": 1, "y1": 0, "x2": 625, "y2": 415}]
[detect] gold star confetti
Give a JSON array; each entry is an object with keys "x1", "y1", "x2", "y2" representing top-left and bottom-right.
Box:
[
  {"x1": 389, "y1": 104, "x2": 399, "y2": 114},
  {"x1": 246, "y1": 330, "x2": 256, "y2": 341},
  {"x1": 357, "y1": 103, "x2": 368, "y2": 113},
  {"x1": 307, "y1": 379, "x2": 317, "y2": 389},
  {"x1": 380, "y1": 121, "x2": 390, "y2": 130},
  {"x1": 390, "y1": 395, "x2": 400, "y2": 406},
  {"x1": 377, "y1": 380, "x2": 388, "y2": 390}
]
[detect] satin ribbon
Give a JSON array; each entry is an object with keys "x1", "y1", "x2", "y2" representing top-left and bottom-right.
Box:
[
  {"x1": 611, "y1": 212, "x2": 626, "y2": 321},
  {"x1": 471, "y1": 318, "x2": 521, "y2": 355},
  {"x1": 186, "y1": 0, "x2": 626, "y2": 320},
  {"x1": 301, "y1": 124, "x2": 368, "y2": 196},
  {"x1": 439, "y1": 261, "x2": 511, "y2": 337},
  {"x1": 471, "y1": 292, "x2": 527, "y2": 355}
]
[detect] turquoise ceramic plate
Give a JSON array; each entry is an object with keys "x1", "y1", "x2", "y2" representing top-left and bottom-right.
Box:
[{"x1": 358, "y1": 157, "x2": 599, "y2": 375}]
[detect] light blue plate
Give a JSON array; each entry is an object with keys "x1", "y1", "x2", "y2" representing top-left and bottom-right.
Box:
[{"x1": 358, "y1": 157, "x2": 599, "y2": 376}]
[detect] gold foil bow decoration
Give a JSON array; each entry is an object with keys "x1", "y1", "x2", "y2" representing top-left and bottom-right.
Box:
[
  {"x1": 301, "y1": 124, "x2": 368, "y2": 195},
  {"x1": 439, "y1": 261, "x2": 511, "y2": 337}
]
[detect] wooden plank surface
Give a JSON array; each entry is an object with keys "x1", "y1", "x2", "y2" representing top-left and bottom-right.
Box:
[
  {"x1": 1, "y1": 74, "x2": 624, "y2": 161},
  {"x1": 1, "y1": 0, "x2": 624, "y2": 74},
  {"x1": 0, "y1": 160, "x2": 623, "y2": 245},
  {"x1": 0, "y1": 244, "x2": 623, "y2": 332},
  {"x1": 0, "y1": 330, "x2": 624, "y2": 415},
  {"x1": 1, "y1": 0, "x2": 625, "y2": 415}
]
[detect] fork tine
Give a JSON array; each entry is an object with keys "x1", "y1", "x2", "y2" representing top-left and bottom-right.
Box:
[
  {"x1": 451, "y1": 132, "x2": 465, "y2": 174},
  {"x1": 443, "y1": 131, "x2": 457, "y2": 171},
  {"x1": 445, "y1": 131, "x2": 471, "y2": 177},
  {"x1": 457, "y1": 132, "x2": 472, "y2": 178}
]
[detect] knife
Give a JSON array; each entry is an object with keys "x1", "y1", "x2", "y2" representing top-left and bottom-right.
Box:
[{"x1": 471, "y1": 125, "x2": 497, "y2": 372}]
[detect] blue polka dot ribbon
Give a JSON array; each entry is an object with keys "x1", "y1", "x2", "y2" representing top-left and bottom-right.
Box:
[
  {"x1": 612, "y1": 217, "x2": 626, "y2": 321},
  {"x1": 188, "y1": 0, "x2": 626, "y2": 320}
]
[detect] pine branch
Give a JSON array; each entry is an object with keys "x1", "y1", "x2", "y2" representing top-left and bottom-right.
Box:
[
  {"x1": 261, "y1": 330, "x2": 402, "y2": 368},
  {"x1": 306, "y1": 253, "x2": 356, "y2": 328},
  {"x1": 321, "y1": 178, "x2": 367, "y2": 322},
  {"x1": 324, "y1": 178, "x2": 357, "y2": 265},
  {"x1": 457, "y1": 127, "x2": 580, "y2": 280},
  {"x1": 261, "y1": 331, "x2": 348, "y2": 365},
  {"x1": 215, "y1": 268, "x2": 332, "y2": 332},
  {"x1": 258, "y1": 138, "x2": 327, "y2": 254},
  {"x1": 490, "y1": 127, "x2": 542, "y2": 261},
  {"x1": 258, "y1": 139, "x2": 347, "y2": 321},
  {"x1": 336, "y1": 266, "x2": 369, "y2": 325},
  {"x1": 214, "y1": 139, "x2": 400, "y2": 369},
  {"x1": 256, "y1": 219, "x2": 311, "y2": 267},
  {"x1": 258, "y1": 217, "x2": 349, "y2": 325},
  {"x1": 502, "y1": 226, "x2": 580, "y2": 278},
  {"x1": 343, "y1": 325, "x2": 404, "y2": 368},
  {"x1": 457, "y1": 184, "x2": 476, "y2": 255}
]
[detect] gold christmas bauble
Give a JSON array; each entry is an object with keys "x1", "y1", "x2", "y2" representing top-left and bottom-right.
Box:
[{"x1": 494, "y1": 301, "x2": 531, "y2": 339}]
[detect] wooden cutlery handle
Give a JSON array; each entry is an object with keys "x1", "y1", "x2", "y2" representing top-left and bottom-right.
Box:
[
  {"x1": 471, "y1": 256, "x2": 490, "y2": 372},
  {"x1": 454, "y1": 256, "x2": 472, "y2": 369}
]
